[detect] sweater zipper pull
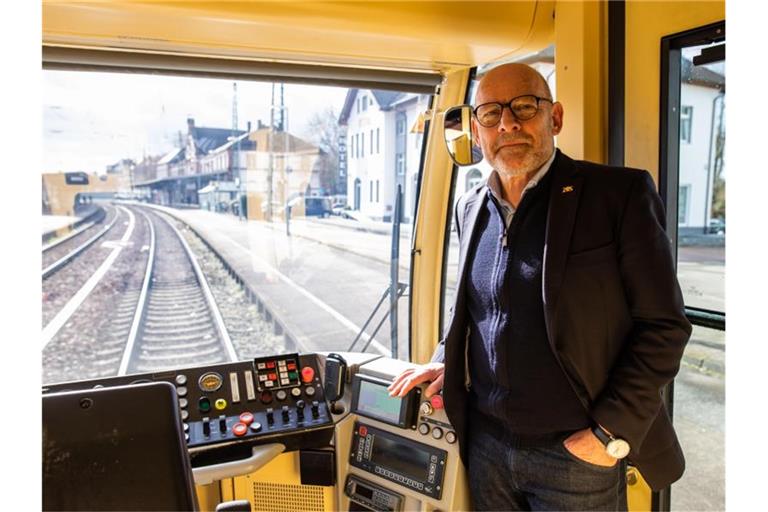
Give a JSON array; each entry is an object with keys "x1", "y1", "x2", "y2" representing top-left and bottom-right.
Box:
[{"x1": 501, "y1": 231, "x2": 507, "y2": 248}]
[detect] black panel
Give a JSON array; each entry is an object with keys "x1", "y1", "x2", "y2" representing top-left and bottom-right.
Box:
[
  {"x1": 43, "y1": 382, "x2": 198, "y2": 511},
  {"x1": 300, "y1": 449, "x2": 336, "y2": 486}
]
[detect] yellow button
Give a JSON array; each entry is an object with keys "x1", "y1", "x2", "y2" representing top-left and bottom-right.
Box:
[{"x1": 214, "y1": 398, "x2": 227, "y2": 410}]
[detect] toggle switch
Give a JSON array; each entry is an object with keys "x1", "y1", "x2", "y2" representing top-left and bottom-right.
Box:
[
  {"x1": 266, "y1": 407, "x2": 274, "y2": 425},
  {"x1": 219, "y1": 415, "x2": 227, "y2": 434},
  {"x1": 311, "y1": 400, "x2": 320, "y2": 419},
  {"x1": 202, "y1": 417, "x2": 211, "y2": 437}
]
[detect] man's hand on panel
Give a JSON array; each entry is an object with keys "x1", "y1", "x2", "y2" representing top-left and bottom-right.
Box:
[{"x1": 387, "y1": 362, "x2": 445, "y2": 398}]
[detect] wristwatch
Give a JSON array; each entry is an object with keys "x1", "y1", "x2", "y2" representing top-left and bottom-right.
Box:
[{"x1": 591, "y1": 424, "x2": 630, "y2": 459}]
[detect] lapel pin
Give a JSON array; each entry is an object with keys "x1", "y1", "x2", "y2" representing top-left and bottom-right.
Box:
[{"x1": 562, "y1": 185, "x2": 574, "y2": 194}]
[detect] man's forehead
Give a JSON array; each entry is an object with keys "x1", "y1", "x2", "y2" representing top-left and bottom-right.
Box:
[{"x1": 476, "y1": 66, "x2": 548, "y2": 101}]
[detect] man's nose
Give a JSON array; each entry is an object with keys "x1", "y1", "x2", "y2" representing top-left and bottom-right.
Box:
[{"x1": 497, "y1": 105, "x2": 522, "y2": 132}]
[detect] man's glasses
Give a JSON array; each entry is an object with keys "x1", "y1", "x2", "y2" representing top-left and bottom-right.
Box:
[{"x1": 472, "y1": 95, "x2": 553, "y2": 127}]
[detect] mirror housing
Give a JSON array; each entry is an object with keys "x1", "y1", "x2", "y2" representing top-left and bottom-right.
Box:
[{"x1": 443, "y1": 105, "x2": 483, "y2": 166}]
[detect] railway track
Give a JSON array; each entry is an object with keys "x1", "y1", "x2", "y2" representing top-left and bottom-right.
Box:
[
  {"x1": 118, "y1": 208, "x2": 237, "y2": 375},
  {"x1": 42, "y1": 205, "x2": 120, "y2": 279}
]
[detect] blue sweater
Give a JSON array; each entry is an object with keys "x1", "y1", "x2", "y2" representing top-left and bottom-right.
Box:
[{"x1": 466, "y1": 170, "x2": 589, "y2": 435}]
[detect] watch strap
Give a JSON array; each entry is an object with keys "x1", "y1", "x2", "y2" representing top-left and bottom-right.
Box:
[{"x1": 591, "y1": 424, "x2": 613, "y2": 446}]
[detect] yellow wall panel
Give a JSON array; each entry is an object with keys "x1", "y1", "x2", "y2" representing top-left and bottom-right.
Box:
[
  {"x1": 554, "y1": 0, "x2": 608, "y2": 163},
  {"x1": 625, "y1": 0, "x2": 725, "y2": 182}
]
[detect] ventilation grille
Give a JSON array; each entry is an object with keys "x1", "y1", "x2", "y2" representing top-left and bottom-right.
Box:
[{"x1": 251, "y1": 482, "x2": 326, "y2": 512}]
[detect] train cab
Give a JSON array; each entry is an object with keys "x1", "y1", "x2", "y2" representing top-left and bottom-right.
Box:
[{"x1": 34, "y1": 1, "x2": 731, "y2": 511}]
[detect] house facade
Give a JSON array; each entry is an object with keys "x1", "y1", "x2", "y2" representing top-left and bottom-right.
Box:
[{"x1": 339, "y1": 89, "x2": 430, "y2": 223}]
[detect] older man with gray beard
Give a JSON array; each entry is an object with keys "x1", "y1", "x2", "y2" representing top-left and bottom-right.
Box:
[{"x1": 389, "y1": 63, "x2": 691, "y2": 511}]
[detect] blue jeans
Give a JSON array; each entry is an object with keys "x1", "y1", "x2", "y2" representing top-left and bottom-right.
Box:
[{"x1": 468, "y1": 421, "x2": 628, "y2": 511}]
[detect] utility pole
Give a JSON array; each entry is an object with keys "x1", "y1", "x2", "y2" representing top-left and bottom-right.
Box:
[
  {"x1": 232, "y1": 82, "x2": 244, "y2": 218},
  {"x1": 268, "y1": 83, "x2": 288, "y2": 221}
]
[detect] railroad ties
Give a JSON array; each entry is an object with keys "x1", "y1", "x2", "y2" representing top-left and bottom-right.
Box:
[{"x1": 120, "y1": 208, "x2": 237, "y2": 375}]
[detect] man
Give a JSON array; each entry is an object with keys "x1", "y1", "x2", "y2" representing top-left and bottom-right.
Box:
[{"x1": 388, "y1": 63, "x2": 691, "y2": 510}]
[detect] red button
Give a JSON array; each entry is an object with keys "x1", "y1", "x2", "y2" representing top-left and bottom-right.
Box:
[
  {"x1": 232, "y1": 423, "x2": 248, "y2": 437},
  {"x1": 266, "y1": 362, "x2": 275, "y2": 368},
  {"x1": 430, "y1": 395, "x2": 444, "y2": 410},
  {"x1": 359, "y1": 426, "x2": 368, "y2": 436},
  {"x1": 301, "y1": 367, "x2": 315, "y2": 383},
  {"x1": 239, "y1": 412, "x2": 254, "y2": 425},
  {"x1": 287, "y1": 363, "x2": 297, "y2": 370},
  {"x1": 268, "y1": 373, "x2": 277, "y2": 380}
]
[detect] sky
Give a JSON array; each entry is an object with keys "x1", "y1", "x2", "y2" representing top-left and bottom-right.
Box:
[{"x1": 43, "y1": 70, "x2": 349, "y2": 174}]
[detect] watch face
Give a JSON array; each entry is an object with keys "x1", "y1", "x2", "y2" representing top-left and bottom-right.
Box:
[{"x1": 607, "y1": 439, "x2": 630, "y2": 459}]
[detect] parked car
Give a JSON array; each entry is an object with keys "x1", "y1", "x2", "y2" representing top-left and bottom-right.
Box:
[
  {"x1": 305, "y1": 196, "x2": 332, "y2": 218},
  {"x1": 331, "y1": 204, "x2": 353, "y2": 218},
  {"x1": 707, "y1": 218, "x2": 725, "y2": 235}
]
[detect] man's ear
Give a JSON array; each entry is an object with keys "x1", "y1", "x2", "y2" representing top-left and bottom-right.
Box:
[{"x1": 551, "y1": 102, "x2": 564, "y2": 135}]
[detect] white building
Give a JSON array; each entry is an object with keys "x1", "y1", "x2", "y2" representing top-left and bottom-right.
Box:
[
  {"x1": 339, "y1": 89, "x2": 430, "y2": 223},
  {"x1": 678, "y1": 58, "x2": 725, "y2": 234}
]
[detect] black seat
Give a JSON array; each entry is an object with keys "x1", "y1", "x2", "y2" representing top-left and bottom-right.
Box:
[{"x1": 43, "y1": 381, "x2": 248, "y2": 511}]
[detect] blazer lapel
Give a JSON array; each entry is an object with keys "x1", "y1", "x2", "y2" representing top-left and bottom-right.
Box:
[{"x1": 543, "y1": 151, "x2": 583, "y2": 335}]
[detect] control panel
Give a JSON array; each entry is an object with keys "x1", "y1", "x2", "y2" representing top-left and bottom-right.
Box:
[
  {"x1": 345, "y1": 474, "x2": 403, "y2": 512},
  {"x1": 339, "y1": 356, "x2": 468, "y2": 511},
  {"x1": 42, "y1": 353, "x2": 333, "y2": 452},
  {"x1": 350, "y1": 422, "x2": 446, "y2": 500},
  {"x1": 180, "y1": 353, "x2": 330, "y2": 448}
]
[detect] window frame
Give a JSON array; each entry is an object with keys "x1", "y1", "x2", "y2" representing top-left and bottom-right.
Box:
[
  {"x1": 660, "y1": 20, "x2": 725, "y2": 332},
  {"x1": 658, "y1": 20, "x2": 725, "y2": 512},
  {"x1": 43, "y1": 49, "x2": 439, "y2": 364}
]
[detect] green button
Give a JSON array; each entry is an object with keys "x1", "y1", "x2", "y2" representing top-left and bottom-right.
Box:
[
  {"x1": 199, "y1": 397, "x2": 211, "y2": 412},
  {"x1": 288, "y1": 371, "x2": 298, "y2": 380}
]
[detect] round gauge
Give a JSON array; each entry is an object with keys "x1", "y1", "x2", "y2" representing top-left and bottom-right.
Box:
[{"x1": 198, "y1": 372, "x2": 223, "y2": 392}]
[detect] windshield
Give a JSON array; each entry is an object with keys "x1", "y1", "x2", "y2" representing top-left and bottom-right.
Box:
[{"x1": 42, "y1": 71, "x2": 430, "y2": 384}]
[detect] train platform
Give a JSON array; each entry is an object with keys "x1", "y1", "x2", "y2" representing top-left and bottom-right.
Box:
[{"x1": 42, "y1": 214, "x2": 79, "y2": 236}]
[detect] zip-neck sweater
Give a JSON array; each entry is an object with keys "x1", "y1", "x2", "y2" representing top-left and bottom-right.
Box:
[{"x1": 466, "y1": 167, "x2": 590, "y2": 435}]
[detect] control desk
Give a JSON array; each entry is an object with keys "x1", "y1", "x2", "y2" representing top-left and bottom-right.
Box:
[
  {"x1": 42, "y1": 352, "x2": 470, "y2": 511},
  {"x1": 43, "y1": 352, "x2": 334, "y2": 462}
]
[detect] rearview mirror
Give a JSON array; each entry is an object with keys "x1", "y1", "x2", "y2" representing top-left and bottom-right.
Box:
[{"x1": 443, "y1": 105, "x2": 483, "y2": 166}]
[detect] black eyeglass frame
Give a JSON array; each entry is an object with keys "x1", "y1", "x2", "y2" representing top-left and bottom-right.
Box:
[{"x1": 472, "y1": 95, "x2": 554, "y2": 126}]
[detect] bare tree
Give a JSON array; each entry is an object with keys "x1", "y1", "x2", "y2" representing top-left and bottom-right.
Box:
[{"x1": 304, "y1": 107, "x2": 342, "y2": 195}]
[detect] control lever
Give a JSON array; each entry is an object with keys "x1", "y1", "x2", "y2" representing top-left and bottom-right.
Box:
[
  {"x1": 281, "y1": 405, "x2": 290, "y2": 423},
  {"x1": 296, "y1": 400, "x2": 305, "y2": 421},
  {"x1": 323, "y1": 353, "x2": 347, "y2": 403},
  {"x1": 324, "y1": 353, "x2": 347, "y2": 415},
  {"x1": 311, "y1": 400, "x2": 320, "y2": 419}
]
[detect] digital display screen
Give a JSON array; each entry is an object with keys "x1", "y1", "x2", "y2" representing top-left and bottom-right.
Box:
[
  {"x1": 370, "y1": 435, "x2": 431, "y2": 482},
  {"x1": 357, "y1": 486, "x2": 373, "y2": 500},
  {"x1": 356, "y1": 379, "x2": 402, "y2": 424}
]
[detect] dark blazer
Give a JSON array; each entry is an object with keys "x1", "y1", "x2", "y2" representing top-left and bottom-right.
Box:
[{"x1": 432, "y1": 149, "x2": 692, "y2": 491}]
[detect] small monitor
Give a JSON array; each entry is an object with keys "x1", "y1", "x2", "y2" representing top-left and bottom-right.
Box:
[
  {"x1": 42, "y1": 382, "x2": 198, "y2": 511},
  {"x1": 350, "y1": 374, "x2": 419, "y2": 428}
]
